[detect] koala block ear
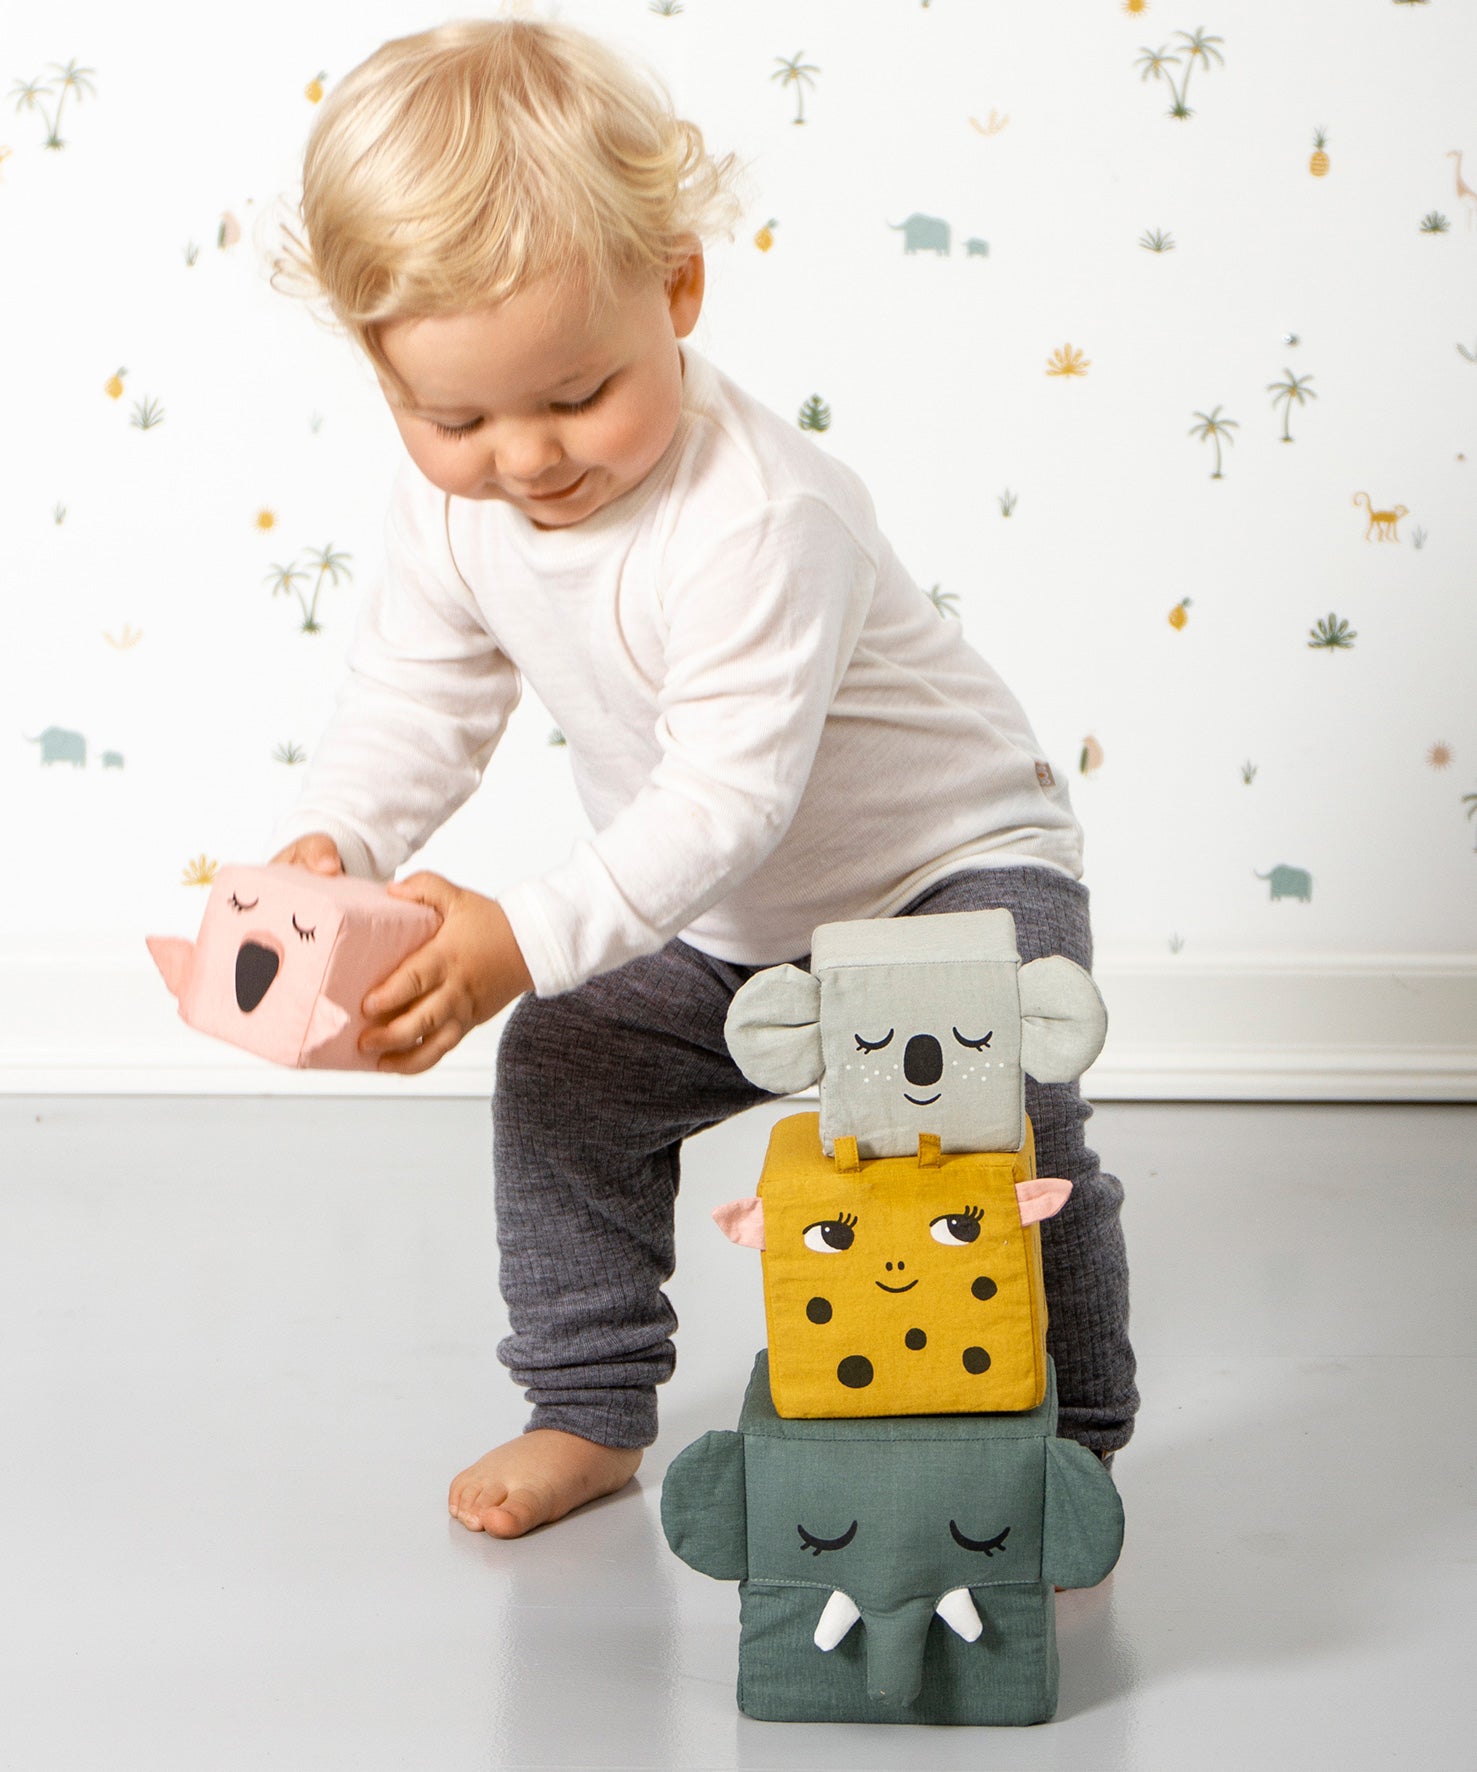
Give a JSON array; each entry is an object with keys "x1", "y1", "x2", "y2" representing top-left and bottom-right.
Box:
[
  {"x1": 1018, "y1": 956, "x2": 1108, "y2": 1084},
  {"x1": 724, "y1": 963, "x2": 824, "y2": 1095}
]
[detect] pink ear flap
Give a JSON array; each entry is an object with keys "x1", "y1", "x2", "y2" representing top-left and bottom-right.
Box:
[
  {"x1": 1014, "y1": 1177, "x2": 1073, "y2": 1227},
  {"x1": 146, "y1": 935, "x2": 194, "y2": 1001},
  {"x1": 712, "y1": 1197, "x2": 765, "y2": 1250}
]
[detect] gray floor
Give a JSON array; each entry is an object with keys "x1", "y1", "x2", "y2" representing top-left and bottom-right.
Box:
[{"x1": 0, "y1": 1096, "x2": 1473, "y2": 1771}]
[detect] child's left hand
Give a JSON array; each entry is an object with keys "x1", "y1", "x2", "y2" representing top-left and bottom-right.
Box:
[{"x1": 359, "y1": 873, "x2": 533, "y2": 1074}]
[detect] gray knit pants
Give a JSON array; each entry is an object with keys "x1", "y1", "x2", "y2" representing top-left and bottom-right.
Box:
[{"x1": 492, "y1": 865, "x2": 1138, "y2": 1456}]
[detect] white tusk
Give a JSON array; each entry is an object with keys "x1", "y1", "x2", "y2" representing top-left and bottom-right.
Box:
[
  {"x1": 813, "y1": 1589, "x2": 862, "y2": 1652},
  {"x1": 935, "y1": 1587, "x2": 983, "y2": 1642}
]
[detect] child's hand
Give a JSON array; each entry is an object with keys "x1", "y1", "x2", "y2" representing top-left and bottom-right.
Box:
[
  {"x1": 358, "y1": 872, "x2": 533, "y2": 1074},
  {"x1": 270, "y1": 833, "x2": 343, "y2": 875}
]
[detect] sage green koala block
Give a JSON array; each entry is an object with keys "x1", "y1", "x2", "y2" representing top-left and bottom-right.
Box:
[{"x1": 661, "y1": 1352, "x2": 1123, "y2": 1726}]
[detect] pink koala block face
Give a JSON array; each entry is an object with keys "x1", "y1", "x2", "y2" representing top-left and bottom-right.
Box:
[{"x1": 147, "y1": 864, "x2": 439, "y2": 1070}]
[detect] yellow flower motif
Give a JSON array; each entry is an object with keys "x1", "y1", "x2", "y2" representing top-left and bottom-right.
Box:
[
  {"x1": 1427, "y1": 742, "x2": 1453, "y2": 770},
  {"x1": 254, "y1": 508, "x2": 277, "y2": 533},
  {"x1": 181, "y1": 855, "x2": 219, "y2": 887},
  {"x1": 1046, "y1": 344, "x2": 1090, "y2": 377}
]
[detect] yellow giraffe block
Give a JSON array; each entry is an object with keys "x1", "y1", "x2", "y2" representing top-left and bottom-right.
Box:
[{"x1": 756, "y1": 1111, "x2": 1048, "y2": 1418}]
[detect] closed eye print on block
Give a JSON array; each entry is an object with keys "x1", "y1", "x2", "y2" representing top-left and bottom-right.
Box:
[{"x1": 797, "y1": 1520, "x2": 858, "y2": 1557}]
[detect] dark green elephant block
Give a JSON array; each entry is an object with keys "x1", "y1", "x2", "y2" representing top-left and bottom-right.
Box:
[{"x1": 661, "y1": 1353, "x2": 1122, "y2": 1725}]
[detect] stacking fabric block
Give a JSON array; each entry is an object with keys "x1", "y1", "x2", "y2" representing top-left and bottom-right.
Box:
[
  {"x1": 724, "y1": 908, "x2": 1107, "y2": 1161},
  {"x1": 715, "y1": 1111, "x2": 1066, "y2": 1417},
  {"x1": 147, "y1": 864, "x2": 438, "y2": 1070},
  {"x1": 661, "y1": 1353, "x2": 1123, "y2": 1725}
]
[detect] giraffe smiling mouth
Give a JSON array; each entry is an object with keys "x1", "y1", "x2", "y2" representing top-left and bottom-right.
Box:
[
  {"x1": 904, "y1": 1092, "x2": 941, "y2": 1106},
  {"x1": 875, "y1": 1278, "x2": 919, "y2": 1293}
]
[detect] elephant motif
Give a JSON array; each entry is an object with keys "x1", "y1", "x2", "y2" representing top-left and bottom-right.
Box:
[
  {"x1": 662, "y1": 1352, "x2": 1123, "y2": 1724},
  {"x1": 888, "y1": 212, "x2": 951, "y2": 255},
  {"x1": 723, "y1": 908, "x2": 1108, "y2": 1161},
  {"x1": 963, "y1": 236, "x2": 990, "y2": 257},
  {"x1": 1255, "y1": 864, "x2": 1313, "y2": 903},
  {"x1": 26, "y1": 726, "x2": 86, "y2": 767},
  {"x1": 101, "y1": 750, "x2": 125, "y2": 769}
]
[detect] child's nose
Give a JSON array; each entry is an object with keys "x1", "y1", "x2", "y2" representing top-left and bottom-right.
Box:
[{"x1": 490, "y1": 421, "x2": 563, "y2": 484}]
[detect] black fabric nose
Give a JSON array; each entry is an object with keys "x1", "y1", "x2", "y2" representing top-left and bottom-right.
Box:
[
  {"x1": 903, "y1": 1033, "x2": 943, "y2": 1087},
  {"x1": 236, "y1": 941, "x2": 281, "y2": 1013}
]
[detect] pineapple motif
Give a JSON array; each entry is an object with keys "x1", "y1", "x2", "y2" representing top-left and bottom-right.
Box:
[
  {"x1": 104, "y1": 367, "x2": 127, "y2": 400},
  {"x1": 305, "y1": 71, "x2": 327, "y2": 103},
  {"x1": 1309, "y1": 127, "x2": 1330, "y2": 177},
  {"x1": 754, "y1": 218, "x2": 778, "y2": 251},
  {"x1": 1169, "y1": 598, "x2": 1192, "y2": 630}
]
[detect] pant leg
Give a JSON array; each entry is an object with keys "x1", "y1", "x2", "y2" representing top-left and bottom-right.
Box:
[
  {"x1": 893, "y1": 866, "x2": 1139, "y2": 1456},
  {"x1": 493, "y1": 938, "x2": 770, "y2": 1449}
]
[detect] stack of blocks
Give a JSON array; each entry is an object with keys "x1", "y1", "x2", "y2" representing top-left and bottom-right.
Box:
[{"x1": 660, "y1": 910, "x2": 1126, "y2": 1725}]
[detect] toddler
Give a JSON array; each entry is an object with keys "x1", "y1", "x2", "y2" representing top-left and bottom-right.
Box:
[{"x1": 271, "y1": 17, "x2": 1137, "y2": 1539}]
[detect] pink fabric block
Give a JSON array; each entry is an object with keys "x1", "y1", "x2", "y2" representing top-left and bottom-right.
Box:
[{"x1": 147, "y1": 864, "x2": 440, "y2": 1070}]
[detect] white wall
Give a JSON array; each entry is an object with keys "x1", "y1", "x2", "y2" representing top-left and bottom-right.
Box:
[{"x1": 4, "y1": 0, "x2": 1475, "y2": 1098}]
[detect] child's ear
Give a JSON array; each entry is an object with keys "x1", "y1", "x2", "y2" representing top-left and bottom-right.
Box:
[{"x1": 667, "y1": 243, "x2": 705, "y2": 337}]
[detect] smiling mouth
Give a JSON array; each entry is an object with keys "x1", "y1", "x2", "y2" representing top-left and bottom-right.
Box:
[
  {"x1": 524, "y1": 472, "x2": 588, "y2": 502},
  {"x1": 904, "y1": 1092, "x2": 941, "y2": 1106},
  {"x1": 875, "y1": 1278, "x2": 919, "y2": 1293}
]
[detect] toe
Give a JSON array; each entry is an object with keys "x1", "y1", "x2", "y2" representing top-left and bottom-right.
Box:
[{"x1": 478, "y1": 1485, "x2": 553, "y2": 1539}]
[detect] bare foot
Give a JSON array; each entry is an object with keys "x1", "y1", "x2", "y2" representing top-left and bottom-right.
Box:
[{"x1": 448, "y1": 1429, "x2": 642, "y2": 1538}]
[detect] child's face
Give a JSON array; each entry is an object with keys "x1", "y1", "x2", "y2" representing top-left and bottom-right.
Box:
[{"x1": 378, "y1": 251, "x2": 704, "y2": 528}]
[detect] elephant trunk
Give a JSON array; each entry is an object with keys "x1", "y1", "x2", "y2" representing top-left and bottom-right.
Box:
[{"x1": 861, "y1": 1597, "x2": 938, "y2": 1706}]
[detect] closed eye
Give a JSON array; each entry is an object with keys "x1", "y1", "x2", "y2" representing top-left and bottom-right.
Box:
[
  {"x1": 949, "y1": 1521, "x2": 1010, "y2": 1555},
  {"x1": 292, "y1": 915, "x2": 316, "y2": 942},
  {"x1": 228, "y1": 893, "x2": 258, "y2": 912},
  {"x1": 953, "y1": 1028, "x2": 993, "y2": 1049},
  {"x1": 551, "y1": 377, "x2": 612, "y2": 414},
  {"x1": 854, "y1": 1029, "x2": 894, "y2": 1053},
  {"x1": 429, "y1": 417, "x2": 481, "y2": 439},
  {"x1": 798, "y1": 1520, "x2": 858, "y2": 1557}
]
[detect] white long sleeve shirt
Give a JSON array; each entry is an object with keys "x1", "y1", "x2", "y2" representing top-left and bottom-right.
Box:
[{"x1": 275, "y1": 346, "x2": 1084, "y2": 997}]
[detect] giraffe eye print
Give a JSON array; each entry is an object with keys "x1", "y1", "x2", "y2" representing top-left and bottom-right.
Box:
[
  {"x1": 930, "y1": 1207, "x2": 984, "y2": 1246},
  {"x1": 228, "y1": 893, "x2": 259, "y2": 912},
  {"x1": 854, "y1": 1029, "x2": 894, "y2": 1053},
  {"x1": 797, "y1": 1519, "x2": 859, "y2": 1556},
  {"x1": 803, "y1": 1213, "x2": 858, "y2": 1253}
]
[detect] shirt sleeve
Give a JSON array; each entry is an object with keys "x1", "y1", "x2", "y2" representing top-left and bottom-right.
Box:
[
  {"x1": 498, "y1": 495, "x2": 875, "y2": 995},
  {"x1": 273, "y1": 465, "x2": 521, "y2": 881}
]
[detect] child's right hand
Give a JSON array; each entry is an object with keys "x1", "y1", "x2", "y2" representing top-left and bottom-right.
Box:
[{"x1": 270, "y1": 833, "x2": 343, "y2": 875}]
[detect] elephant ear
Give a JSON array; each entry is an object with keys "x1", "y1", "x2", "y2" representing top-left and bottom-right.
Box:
[
  {"x1": 1040, "y1": 1437, "x2": 1124, "y2": 1591},
  {"x1": 660, "y1": 1430, "x2": 748, "y2": 1581},
  {"x1": 723, "y1": 964, "x2": 824, "y2": 1095},
  {"x1": 1017, "y1": 956, "x2": 1107, "y2": 1084}
]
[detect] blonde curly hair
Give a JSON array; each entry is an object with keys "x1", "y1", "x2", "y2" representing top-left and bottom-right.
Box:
[{"x1": 272, "y1": 17, "x2": 741, "y2": 397}]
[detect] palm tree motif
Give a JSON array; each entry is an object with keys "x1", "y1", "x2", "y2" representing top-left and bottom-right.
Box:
[
  {"x1": 1135, "y1": 29, "x2": 1225, "y2": 121},
  {"x1": 1463, "y1": 792, "x2": 1477, "y2": 849},
  {"x1": 1189, "y1": 406, "x2": 1239, "y2": 478},
  {"x1": 772, "y1": 52, "x2": 820, "y2": 125},
  {"x1": 266, "y1": 544, "x2": 352, "y2": 634},
  {"x1": 10, "y1": 60, "x2": 96, "y2": 149},
  {"x1": 1308, "y1": 613, "x2": 1356, "y2": 651},
  {"x1": 926, "y1": 585, "x2": 960, "y2": 619},
  {"x1": 1268, "y1": 368, "x2": 1317, "y2": 442}
]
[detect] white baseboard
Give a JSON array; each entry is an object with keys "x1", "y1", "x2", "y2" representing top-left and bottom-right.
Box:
[{"x1": 0, "y1": 945, "x2": 1473, "y2": 1101}]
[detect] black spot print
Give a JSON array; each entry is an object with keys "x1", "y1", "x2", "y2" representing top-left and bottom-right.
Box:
[
  {"x1": 962, "y1": 1346, "x2": 992, "y2": 1374},
  {"x1": 904, "y1": 1328, "x2": 927, "y2": 1351},
  {"x1": 971, "y1": 1275, "x2": 998, "y2": 1302},
  {"x1": 837, "y1": 1355, "x2": 874, "y2": 1389},
  {"x1": 806, "y1": 1296, "x2": 833, "y2": 1325}
]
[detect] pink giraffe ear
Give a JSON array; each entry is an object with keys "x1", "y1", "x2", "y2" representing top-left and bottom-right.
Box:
[
  {"x1": 1014, "y1": 1177, "x2": 1073, "y2": 1227},
  {"x1": 712, "y1": 1197, "x2": 765, "y2": 1250},
  {"x1": 146, "y1": 935, "x2": 195, "y2": 1002}
]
